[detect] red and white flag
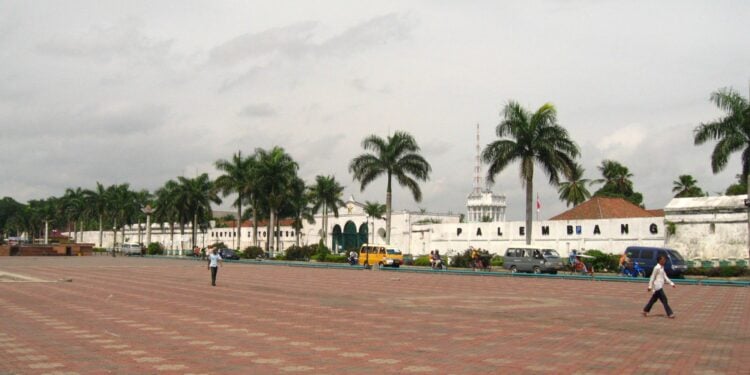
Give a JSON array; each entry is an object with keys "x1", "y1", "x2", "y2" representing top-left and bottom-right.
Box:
[{"x1": 536, "y1": 193, "x2": 541, "y2": 211}]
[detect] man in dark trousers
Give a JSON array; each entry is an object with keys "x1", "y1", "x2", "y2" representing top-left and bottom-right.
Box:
[
  {"x1": 207, "y1": 247, "x2": 223, "y2": 286},
  {"x1": 642, "y1": 255, "x2": 676, "y2": 318}
]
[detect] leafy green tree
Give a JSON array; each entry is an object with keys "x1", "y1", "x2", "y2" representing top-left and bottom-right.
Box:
[
  {"x1": 725, "y1": 174, "x2": 748, "y2": 195},
  {"x1": 0, "y1": 197, "x2": 25, "y2": 239},
  {"x1": 672, "y1": 175, "x2": 705, "y2": 198},
  {"x1": 349, "y1": 131, "x2": 431, "y2": 244},
  {"x1": 593, "y1": 160, "x2": 643, "y2": 206},
  {"x1": 557, "y1": 163, "x2": 593, "y2": 207},
  {"x1": 363, "y1": 201, "x2": 386, "y2": 244},
  {"x1": 482, "y1": 101, "x2": 579, "y2": 245},
  {"x1": 255, "y1": 147, "x2": 298, "y2": 254},
  {"x1": 175, "y1": 174, "x2": 221, "y2": 248},
  {"x1": 285, "y1": 177, "x2": 314, "y2": 247},
  {"x1": 154, "y1": 179, "x2": 180, "y2": 249},
  {"x1": 215, "y1": 151, "x2": 254, "y2": 250},
  {"x1": 309, "y1": 175, "x2": 345, "y2": 248},
  {"x1": 62, "y1": 187, "x2": 86, "y2": 242},
  {"x1": 84, "y1": 182, "x2": 109, "y2": 247},
  {"x1": 694, "y1": 87, "x2": 750, "y2": 179}
]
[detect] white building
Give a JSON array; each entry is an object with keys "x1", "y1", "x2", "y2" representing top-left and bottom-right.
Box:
[{"x1": 664, "y1": 195, "x2": 750, "y2": 260}]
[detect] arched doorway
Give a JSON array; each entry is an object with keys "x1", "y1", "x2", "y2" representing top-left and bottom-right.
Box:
[
  {"x1": 358, "y1": 223, "x2": 368, "y2": 245},
  {"x1": 331, "y1": 225, "x2": 342, "y2": 252},
  {"x1": 343, "y1": 221, "x2": 359, "y2": 251}
]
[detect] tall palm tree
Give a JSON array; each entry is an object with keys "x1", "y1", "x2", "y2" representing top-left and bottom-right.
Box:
[
  {"x1": 349, "y1": 131, "x2": 432, "y2": 244},
  {"x1": 672, "y1": 175, "x2": 704, "y2": 198},
  {"x1": 62, "y1": 187, "x2": 86, "y2": 242},
  {"x1": 154, "y1": 179, "x2": 180, "y2": 249},
  {"x1": 308, "y1": 175, "x2": 345, "y2": 249},
  {"x1": 106, "y1": 184, "x2": 138, "y2": 247},
  {"x1": 255, "y1": 147, "x2": 298, "y2": 254},
  {"x1": 363, "y1": 200, "x2": 386, "y2": 244},
  {"x1": 175, "y1": 174, "x2": 221, "y2": 249},
  {"x1": 694, "y1": 87, "x2": 750, "y2": 178},
  {"x1": 285, "y1": 177, "x2": 314, "y2": 247},
  {"x1": 84, "y1": 182, "x2": 109, "y2": 247},
  {"x1": 482, "y1": 101, "x2": 579, "y2": 245},
  {"x1": 596, "y1": 160, "x2": 634, "y2": 195},
  {"x1": 557, "y1": 163, "x2": 593, "y2": 207},
  {"x1": 215, "y1": 151, "x2": 253, "y2": 250}
]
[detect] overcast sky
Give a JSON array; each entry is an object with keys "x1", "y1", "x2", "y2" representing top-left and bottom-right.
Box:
[{"x1": 1, "y1": 1, "x2": 749, "y2": 220}]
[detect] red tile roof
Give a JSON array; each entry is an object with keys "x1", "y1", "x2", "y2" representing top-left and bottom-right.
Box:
[{"x1": 550, "y1": 197, "x2": 663, "y2": 220}]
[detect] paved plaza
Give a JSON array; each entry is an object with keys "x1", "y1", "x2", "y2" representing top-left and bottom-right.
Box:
[{"x1": 0, "y1": 257, "x2": 747, "y2": 374}]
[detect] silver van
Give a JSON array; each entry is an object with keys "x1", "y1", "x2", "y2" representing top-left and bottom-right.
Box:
[
  {"x1": 503, "y1": 247, "x2": 563, "y2": 274},
  {"x1": 118, "y1": 243, "x2": 143, "y2": 256}
]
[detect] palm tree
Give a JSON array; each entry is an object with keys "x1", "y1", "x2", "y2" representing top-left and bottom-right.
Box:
[
  {"x1": 363, "y1": 201, "x2": 386, "y2": 244},
  {"x1": 482, "y1": 101, "x2": 579, "y2": 245},
  {"x1": 349, "y1": 131, "x2": 432, "y2": 244},
  {"x1": 308, "y1": 175, "x2": 345, "y2": 249},
  {"x1": 154, "y1": 179, "x2": 180, "y2": 249},
  {"x1": 694, "y1": 87, "x2": 750, "y2": 178},
  {"x1": 282, "y1": 177, "x2": 314, "y2": 247},
  {"x1": 255, "y1": 147, "x2": 298, "y2": 255},
  {"x1": 593, "y1": 159, "x2": 643, "y2": 206},
  {"x1": 214, "y1": 151, "x2": 254, "y2": 250},
  {"x1": 174, "y1": 174, "x2": 221, "y2": 249},
  {"x1": 106, "y1": 184, "x2": 138, "y2": 247},
  {"x1": 84, "y1": 182, "x2": 109, "y2": 247},
  {"x1": 62, "y1": 187, "x2": 86, "y2": 242},
  {"x1": 672, "y1": 175, "x2": 704, "y2": 198},
  {"x1": 596, "y1": 160, "x2": 634, "y2": 194},
  {"x1": 557, "y1": 163, "x2": 593, "y2": 207}
]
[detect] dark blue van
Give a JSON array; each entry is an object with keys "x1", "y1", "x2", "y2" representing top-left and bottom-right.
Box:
[{"x1": 624, "y1": 246, "x2": 687, "y2": 277}]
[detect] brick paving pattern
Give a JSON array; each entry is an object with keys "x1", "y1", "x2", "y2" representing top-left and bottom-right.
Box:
[{"x1": 0, "y1": 257, "x2": 747, "y2": 374}]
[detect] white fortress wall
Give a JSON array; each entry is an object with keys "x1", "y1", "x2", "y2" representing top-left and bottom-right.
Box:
[
  {"x1": 411, "y1": 217, "x2": 665, "y2": 257},
  {"x1": 665, "y1": 195, "x2": 749, "y2": 260}
]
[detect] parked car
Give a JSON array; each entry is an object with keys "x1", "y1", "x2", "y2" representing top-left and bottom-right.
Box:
[
  {"x1": 502, "y1": 246, "x2": 563, "y2": 274},
  {"x1": 358, "y1": 244, "x2": 403, "y2": 268},
  {"x1": 118, "y1": 243, "x2": 143, "y2": 256},
  {"x1": 219, "y1": 248, "x2": 240, "y2": 260},
  {"x1": 624, "y1": 246, "x2": 687, "y2": 277}
]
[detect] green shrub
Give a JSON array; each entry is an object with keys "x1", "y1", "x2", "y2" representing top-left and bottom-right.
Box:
[
  {"x1": 147, "y1": 242, "x2": 164, "y2": 255},
  {"x1": 242, "y1": 246, "x2": 265, "y2": 259},
  {"x1": 284, "y1": 245, "x2": 317, "y2": 261},
  {"x1": 685, "y1": 266, "x2": 748, "y2": 277},
  {"x1": 583, "y1": 249, "x2": 620, "y2": 272},
  {"x1": 414, "y1": 255, "x2": 431, "y2": 267},
  {"x1": 490, "y1": 255, "x2": 504, "y2": 267},
  {"x1": 326, "y1": 255, "x2": 347, "y2": 263},
  {"x1": 92, "y1": 247, "x2": 107, "y2": 253},
  {"x1": 450, "y1": 248, "x2": 494, "y2": 268},
  {"x1": 209, "y1": 241, "x2": 227, "y2": 249},
  {"x1": 314, "y1": 244, "x2": 331, "y2": 262}
]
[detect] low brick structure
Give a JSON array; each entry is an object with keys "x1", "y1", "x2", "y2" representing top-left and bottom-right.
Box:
[{"x1": 0, "y1": 244, "x2": 93, "y2": 256}]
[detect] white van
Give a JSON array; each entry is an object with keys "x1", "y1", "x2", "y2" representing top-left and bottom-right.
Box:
[{"x1": 119, "y1": 243, "x2": 143, "y2": 256}]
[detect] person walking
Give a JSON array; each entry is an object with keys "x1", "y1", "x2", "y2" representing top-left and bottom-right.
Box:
[
  {"x1": 207, "y1": 247, "x2": 223, "y2": 286},
  {"x1": 642, "y1": 255, "x2": 676, "y2": 318}
]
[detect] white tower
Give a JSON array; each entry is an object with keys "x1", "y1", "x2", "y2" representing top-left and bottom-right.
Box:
[{"x1": 466, "y1": 124, "x2": 507, "y2": 222}]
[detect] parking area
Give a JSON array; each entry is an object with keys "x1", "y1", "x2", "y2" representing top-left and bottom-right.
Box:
[{"x1": 0, "y1": 256, "x2": 747, "y2": 374}]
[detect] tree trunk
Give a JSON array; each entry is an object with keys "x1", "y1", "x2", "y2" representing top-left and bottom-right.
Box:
[
  {"x1": 252, "y1": 206, "x2": 258, "y2": 248},
  {"x1": 98, "y1": 215, "x2": 103, "y2": 248},
  {"x1": 747, "y1": 174, "x2": 749, "y2": 260},
  {"x1": 236, "y1": 195, "x2": 242, "y2": 251},
  {"x1": 385, "y1": 173, "x2": 392, "y2": 244},
  {"x1": 267, "y1": 210, "x2": 274, "y2": 255},
  {"x1": 525, "y1": 176, "x2": 533, "y2": 245},
  {"x1": 192, "y1": 213, "x2": 198, "y2": 249},
  {"x1": 322, "y1": 203, "x2": 328, "y2": 249}
]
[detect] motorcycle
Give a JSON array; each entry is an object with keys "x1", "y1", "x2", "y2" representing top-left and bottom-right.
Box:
[
  {"x1": 621, "y1": 261, "x2": 645, "y2": 277},
  {"x1": 347, "y1": 256, "x2": 358, "y2": 266}
]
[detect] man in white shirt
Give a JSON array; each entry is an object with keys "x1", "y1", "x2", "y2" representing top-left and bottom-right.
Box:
[
  {"x1": 642, "y1": 255, "x2": 676, "y2": 318},
  {"x1": 207, "y1": 247, "x2": 223, "y2": 286}
]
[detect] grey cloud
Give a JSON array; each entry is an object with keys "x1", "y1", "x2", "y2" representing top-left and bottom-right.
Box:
[
  {"x1": 239, "y1": 103, "x2": 277, "y2": 118},
  {"x1": 209, "y1": 21, "x2": 318, "y2": 65},
  {"x1": 36, "y1": 18, "x2": 175, "y2": 64}
]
